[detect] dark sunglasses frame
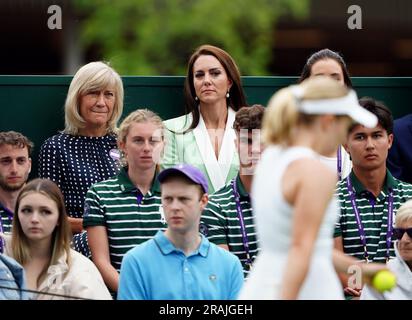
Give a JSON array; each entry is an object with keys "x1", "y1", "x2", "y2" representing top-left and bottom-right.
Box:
[{"x1": 392, "y1": 227, "x2": 412, "y2": 240}]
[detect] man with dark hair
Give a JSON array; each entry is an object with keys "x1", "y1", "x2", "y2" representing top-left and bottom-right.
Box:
[
  {"x1": 118, "y1": 164, "x2": 243, "y2": 300},
  {"x1": 334, "y1": 97, "x2": 412, "y2": 297},
  {"x1": 0, "y1": 131, "x2": 32, "y2": 242},
  {"x1": 201, "y1": 105, "x2": 265, "y2": 275}
]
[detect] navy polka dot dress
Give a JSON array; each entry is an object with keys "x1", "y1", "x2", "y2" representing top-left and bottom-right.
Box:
[{"x1": 39, "y1": 132, "x2": 120, "y2": 257}]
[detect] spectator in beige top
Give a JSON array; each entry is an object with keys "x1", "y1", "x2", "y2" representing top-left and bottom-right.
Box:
[{"x1": 3, "y1": 178, "x2": 111, "y2": 300}]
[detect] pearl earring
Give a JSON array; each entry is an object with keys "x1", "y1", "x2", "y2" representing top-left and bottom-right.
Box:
[
  {"x1": 226, "y1": 91, "x2": 230, "y2": 98},
  {"x1": 195, "y1": 96, "x2": 198, "y2": 101}
]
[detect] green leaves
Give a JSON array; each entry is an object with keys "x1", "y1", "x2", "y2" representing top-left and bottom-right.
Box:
[{"x1": 74, "y1": 0, "x2": 309, "y2": 75}]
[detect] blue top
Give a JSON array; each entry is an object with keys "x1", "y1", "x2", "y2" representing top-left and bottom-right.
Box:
[
  {"x1": 387, "y1": 114, "x2": 412, "y2": 184},
  {"x1": 0, "y1": 253, "x2": 29, "y2": 300},
  {"x1": 118, "y1": 230, "x2": 244, "y2": 300}
]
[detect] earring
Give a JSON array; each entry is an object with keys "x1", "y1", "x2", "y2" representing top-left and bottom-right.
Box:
[
  {"x1": 226, "y1": 91, "x2": 230, "y2": 98},
  {"x1": 195, "y1": 96, "x2": 198, "y2": 101}
]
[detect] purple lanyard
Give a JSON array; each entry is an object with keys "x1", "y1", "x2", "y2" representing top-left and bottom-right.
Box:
[
  {"x1": 136, "y1": 190, "x2": 143, "y2": 205},
  {"x1": 232, "y1": 180, "x2": 252, "y2": 267},
  {"x1": 346, "y1": 177, "x2": 393, "y2": 262},
  {"x1": 0, "y1": 207, "x2": 13, "y2": 254},
  {"x1": 337, "y1": 147, "x2": 342, "y2": 181}
]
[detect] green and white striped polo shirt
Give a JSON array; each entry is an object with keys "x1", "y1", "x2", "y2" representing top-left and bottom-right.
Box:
[
  {"x1": 0, "y1": 203, "x2": 13, "y2": 234},
  {"x1": 83, "y1": 167, "x2": 166, "y2": 272},
  {"x1": 201, "y1": 175, "x2": 259, "y2": 275},
  {"x1": 334, "y1": 169, "x2": 412, "y2": 262}
]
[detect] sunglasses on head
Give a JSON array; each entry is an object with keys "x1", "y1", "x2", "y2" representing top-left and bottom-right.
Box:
[{"x1": 392, "y1": 227, "x2": 412, "y2": 240}]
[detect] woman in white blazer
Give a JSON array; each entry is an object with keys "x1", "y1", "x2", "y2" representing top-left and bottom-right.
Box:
[{"x1": 163, "y1": 45, "x2": 247, "y2": 194}]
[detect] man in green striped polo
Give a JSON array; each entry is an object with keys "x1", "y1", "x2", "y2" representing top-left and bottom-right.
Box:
[
  {"x1": 200, "y1": 105, "x2": 264, "y2": 275},
  {"x1": 83, "y1": 167, "x2": 166, "y2": 273},
  {"x1": 0, "y1": 131, "x2": 33, "y2": 241},
  {"x1": 83, "y1": 109, "x2": 167, "y2": 294},
  {"x1": 334, "y1": 97, "x2": 412, "y2": 297}
]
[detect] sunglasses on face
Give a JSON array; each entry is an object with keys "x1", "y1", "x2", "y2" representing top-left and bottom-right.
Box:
[{"x1": 392, "y1": 227, "x2": 412, "y2": 240}]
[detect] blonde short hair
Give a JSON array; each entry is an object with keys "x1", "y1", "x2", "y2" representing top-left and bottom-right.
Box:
[
  {"x1": 262, "y1": 76, "x2": 349, "y2": 146},
  {"x1": 395, "y1": 199, "x2": 412, "y2": 226},
  {"x1": 118, "y1": 109, "x2": 164, "y2": 143},
  {"x1": 118, "y1": 109, "x2": 165, "y2": 166},
  {"x1": 64, "y1": 61, "x2": 124, "y2": 135}
]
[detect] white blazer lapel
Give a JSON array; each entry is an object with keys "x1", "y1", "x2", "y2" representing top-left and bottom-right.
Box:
[
  {"x1": 193, "y1": 113, "x2": 225, "y2": 191},
  {"x1": 218, "y1": 107, "x2": 237, "y2": 182}
]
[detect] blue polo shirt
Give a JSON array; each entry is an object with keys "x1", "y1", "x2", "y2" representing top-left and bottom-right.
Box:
[{"x1": 118, "y1": 230, "x2": 244, "y2": 300}]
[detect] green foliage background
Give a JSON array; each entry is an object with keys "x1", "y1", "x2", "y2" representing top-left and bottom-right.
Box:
[{"x1": 74, "y1": 0, "x2": 309, "y2": 75}]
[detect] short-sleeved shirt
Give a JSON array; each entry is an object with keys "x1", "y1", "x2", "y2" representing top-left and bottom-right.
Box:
[
  {"x1": 118, "y1": 230, "x2": 244, "y2": 300},
  {"x1": 334, "y1": 169, "x2": 412, "y2": 262},
  {"x1": 0, "y1": 203, "x2": 13, "y2": 234},
  {"x1": 39, "y1": 133, "x2": 120, "y2": 218},
  {"x1": 83, "y1": 167, "x2": 166, "y2": 271},
  {"x1": 200, "y1": 175, "x2": 258, "y2": 275}
]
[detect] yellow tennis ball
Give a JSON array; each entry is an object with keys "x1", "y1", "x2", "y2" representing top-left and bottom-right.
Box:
[{"x1": 372, "y1": 270, "x2": 396, "y2": 293}]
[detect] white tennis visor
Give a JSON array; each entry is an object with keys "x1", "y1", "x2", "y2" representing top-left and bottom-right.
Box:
[{"x1": 298, "y1": 90, "x2": 378, "y2": 128}]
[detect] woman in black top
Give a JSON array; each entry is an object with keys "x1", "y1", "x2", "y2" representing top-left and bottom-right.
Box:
[{"x1": 38, "y1": 61, "x2": 124, "y2": 257}]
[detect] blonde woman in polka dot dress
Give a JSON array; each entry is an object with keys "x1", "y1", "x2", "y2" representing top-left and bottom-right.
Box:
[{"x1": 38, "y1": 61, "x2": 124, "y2": 257}]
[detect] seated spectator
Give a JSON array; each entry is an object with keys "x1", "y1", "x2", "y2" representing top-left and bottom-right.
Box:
[
  {"x1": 387, "y1": 113, "x2": 412, "y2": 183},
  {"x1": 3, "y1": 178, "x2": 111, "y2": 300},
  {"x1": 0, "y1": 253, "x2": 29, "y2": 300},
  {"x1": 162, "y1": 44, "x2": 247, "y2": 194},
  {"x1": 118, "y1": 164, "x2": 243, "y2": 300},
  {"x1": 201, "y1": 105, "x2": 264, "y2": 275},
  {"x1": 0, "y1": 131, "x2": 33, "y2": 249},
  {"x1": 83, "y1": 109, "x2": 166, "y2": 293},
  {"x1": 298, "y1": 48, "x2": 353, "y2": 180},
  {"x1": 334, "y1": 97, "x2": 412, "y2": 297},
  {"x1": 361, "y1": 199, "x2": 412, "y2": 300},
  {"x1": 38, "y1": 61, "x2": 124, "y2": 257}
]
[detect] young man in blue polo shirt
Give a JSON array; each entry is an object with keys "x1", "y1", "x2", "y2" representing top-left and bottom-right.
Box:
[{"x1": 118, "y1": 164, "x2": 244, "y2": 300}]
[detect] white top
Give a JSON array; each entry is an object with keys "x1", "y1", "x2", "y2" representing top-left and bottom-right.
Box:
[
  {"x1": 361, "y1": 245, "x2": 412, "y2": 300},
  {"x1": 35, "y1": 249, "x2": 112, "y2": 300},
  {"x1": 319, "y1": 145, "x2": 352, "y2": 180},
  {"x1": 239, "y1": 145, "x2": 343, "y2": 300},
  {"x1": 163, "y1": 108, "x2": 239, "y2": 193},
  {"x1": 193, "y1": 107, "x2": 237, "y2": 191},
  {"x1": 1, "y1": 233, "x2": 112, "y2": 300}
]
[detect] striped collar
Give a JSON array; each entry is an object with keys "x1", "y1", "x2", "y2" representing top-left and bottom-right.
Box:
[
  {"x1": 117, "y1": 166, "x2": 161, "y2": 194},
  {"x1": 348, "y1": 169, "x2": 398, "y2": 200}
]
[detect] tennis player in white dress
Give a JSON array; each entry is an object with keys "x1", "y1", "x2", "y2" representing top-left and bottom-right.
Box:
[{"x1": 239, "y1": 77, "x2": 386, "y2": 300}]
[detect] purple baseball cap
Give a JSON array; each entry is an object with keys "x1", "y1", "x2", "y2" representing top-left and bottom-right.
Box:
[{"x1": 158, "y1": 164, "x2": 208, "y2": 193}]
